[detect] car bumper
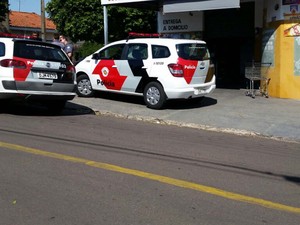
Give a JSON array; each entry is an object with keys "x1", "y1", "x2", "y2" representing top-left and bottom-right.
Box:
[
  {"x1": 165, "y1": 75, "x2": 216, "y2": 99},
  {"x1": 1, "y1": 81, "x2": 76, "y2": 100}
]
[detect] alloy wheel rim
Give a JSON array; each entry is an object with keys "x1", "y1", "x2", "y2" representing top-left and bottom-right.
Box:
[
  {"x1": 146, "y1": 87, "x2": 160, "y2": 105},
  {"x1": 78, "y1": 79, "x2": 92, "y2": 95}
]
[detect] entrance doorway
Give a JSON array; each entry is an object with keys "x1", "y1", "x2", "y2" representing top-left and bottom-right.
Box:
[{"x1": 204, "y1": 2, "x2": 255, "y2": 89}]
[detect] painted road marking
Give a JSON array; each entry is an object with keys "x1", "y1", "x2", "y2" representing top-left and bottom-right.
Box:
[{"x1": 1, "y1": 141, "x2": 300, "y2": 214}]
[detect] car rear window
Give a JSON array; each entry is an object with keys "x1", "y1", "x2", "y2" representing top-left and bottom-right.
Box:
[
  {"x1": 176, "y1": 43, "x2": 209, "y2": 61},
  {"x1": 13, "y1": 41, "x2": 69, "y2": 62}
]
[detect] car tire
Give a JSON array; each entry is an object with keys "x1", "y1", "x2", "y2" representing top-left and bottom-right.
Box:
[
  {"x1": 143, "y1": 82, "x2": 166, "y2": 109},
  {"x1": 76, "y1": 74, "x2": 94, "y2": 97}
]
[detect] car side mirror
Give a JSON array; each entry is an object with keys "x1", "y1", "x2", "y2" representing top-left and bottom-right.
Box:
[{"x1": 92, "y1": 53, "x2": 100, "y2": 60}]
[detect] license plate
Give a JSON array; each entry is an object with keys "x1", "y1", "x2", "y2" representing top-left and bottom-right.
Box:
[
  {"x1": 37, "y1": 72, "x2": 58, "y2": 79},
  {"x1": 194, "y1": 88, "x2": 206, "y2": 95}
]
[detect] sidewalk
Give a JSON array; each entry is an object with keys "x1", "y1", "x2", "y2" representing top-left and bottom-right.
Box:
[{"x1": 70, "y1": 88, "x2": 300, "y2": 143}]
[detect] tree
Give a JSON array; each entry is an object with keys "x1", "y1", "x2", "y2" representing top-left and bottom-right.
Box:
[
  {"x1": 46, "y1": 0, "x2": 156, "y2": 43},
  {"x1": 46, "y1": 0, "x2": 103, "y2": 43},
  {"x1": 108, "y1": 6, "x2": 157, "y2": 41},
  {"x1": 0, "y1": 0, "x2": 9, "y2": 23}
]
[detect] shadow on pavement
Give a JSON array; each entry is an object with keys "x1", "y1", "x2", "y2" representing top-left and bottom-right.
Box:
[
  {"x1": 166, "y1": 97, "x2": 217, "y2": 109},
  {"x1": 0, "y1": 100, "x2": 95, "y2": 116},
  {"x1": 93, "y1": 91, "x2": 217, "y2": 110},
  {"x1": 94, "y1": 91, "x2": 145, "y2": 105},
  {"x1": 284, "y1": 175, "x2": 300, "y2": 186},
  {"x1": 0, "y1": 93, "x2": 217, "y2": 116}
]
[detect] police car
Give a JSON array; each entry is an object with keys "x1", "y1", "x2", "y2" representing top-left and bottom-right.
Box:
[
  {"x1": 0, "y1": 33, "x2": 76, "y2": 113},
  {"x1": 75, "y1": 33, "x2": 216, "y2": 109}
]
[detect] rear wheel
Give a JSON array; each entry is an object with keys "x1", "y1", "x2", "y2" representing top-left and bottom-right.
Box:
[
  {"x1": 143, "y1": 82, "x2": 166, "y2": 109},
  {"x1": 76, "y1": 74, "x2": 94, "y2": 97}
]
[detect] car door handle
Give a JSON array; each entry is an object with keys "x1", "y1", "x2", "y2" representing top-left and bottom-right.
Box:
[
  {"x1": 142, "y1": 66, "x2": 147, "y2": 69},
  {"x1": 112, "y1": 65, "x2": 117, "y2": 68}
]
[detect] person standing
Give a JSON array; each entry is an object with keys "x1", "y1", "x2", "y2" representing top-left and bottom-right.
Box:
[
  {"x1": 59, "y1": 35, "x2": 73, "y2": 60},
  {"x1": 52, "y1": 33, "x2": 64, "y2": 48},
  {"x1": 31, "y1": 32, "x2": 42, "y2": 41}
]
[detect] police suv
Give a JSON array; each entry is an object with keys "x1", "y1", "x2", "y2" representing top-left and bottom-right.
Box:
[
  {"x1": 75, "y1": 33, "x2": 216, "y2": 109},
  {"x1": 0, "y1": 33, "x2": 76, "y2": 113}
]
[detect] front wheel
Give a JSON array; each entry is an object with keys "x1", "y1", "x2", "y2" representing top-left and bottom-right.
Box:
[
  {"x1": 143, "y1": 82, "x2": 166, "y2": 109},
  {"x1": 76, "y1": 74, "x2": 94, "y2": 97}
]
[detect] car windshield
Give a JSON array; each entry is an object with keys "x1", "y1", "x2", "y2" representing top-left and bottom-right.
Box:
[
  {"x1": 13, "y1": 41, "x2": 69, "y2": 62},
  {"x1": 176, "y1": 43, "x2": 209, "y2": 61}
]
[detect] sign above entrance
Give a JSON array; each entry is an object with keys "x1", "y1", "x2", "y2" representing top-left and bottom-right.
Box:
[
  {"x1": 157, "y1": 11, "x2": 203, "y2": 33},
  {"x1": 101, "y1": 0, "x2": 153, "y2": 5},
  {"x1": 163, "y1": 0, "x2": 240, "y2": 13}
]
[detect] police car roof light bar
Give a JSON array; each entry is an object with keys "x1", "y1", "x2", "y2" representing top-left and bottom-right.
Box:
[
  {"x1": 0, "y1": 32, "x2": 40, "y2": 40},
  {"x1": 127, "y1": 32, "x2": 161, "y2": 41}
]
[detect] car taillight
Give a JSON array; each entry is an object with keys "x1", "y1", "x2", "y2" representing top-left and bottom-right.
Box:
[
  {"x1": 66, "y1": 64, "x2": 75, "y2": 74},
  {"x1": 168, "y1": 63, "x2": 184, "y2": 77},
  {"x1": 205, "y1": 63, "x2": 215, "y2": 83},
  {"x1": 64, "y1": 64, "x2": 75, "y2": 80},
  {"x1": 0, "y1": 59, "x2": 27, "y2": 69}
]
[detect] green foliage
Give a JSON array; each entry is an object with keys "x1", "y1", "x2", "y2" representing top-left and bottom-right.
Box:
[
  {"x1": 46, "y1": 0, "x2": 104, "y2": 43},
  {"x1": 0, "y1": 0, "x2": 9, "y2": 23},
  {"x1": 108, "y1": 6, "x2": 157, "y2": 41},
  {"x1": 46, "y1": 0, "x2": 157, "y2": 43},
  {"x1": 75, "y1": 41, "x2": 103, "y2": 60}
]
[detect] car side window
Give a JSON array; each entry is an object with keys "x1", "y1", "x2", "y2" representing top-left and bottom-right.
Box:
[
  {"x1": 98, "y1": 44, "x2": 125, "y2": 60},
  {"x1": 126, "y1": 44, "x2": 148, "y2": 60},
  {"x1": 0, "y1": 43, "x2": 5, "y2": 57},
  {"x1": 152, "y1": 45, "x2": 170, "y2": 59}
]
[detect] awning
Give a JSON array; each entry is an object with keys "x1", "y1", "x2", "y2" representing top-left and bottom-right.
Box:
[
  {"x1": 101, "y1": 0, "x2": 154, "y2": 5},
  {"x1": 163, "y1": 0, "x2": 240, "y2": 13},
  {"x1": 101, "y1": 0, "x2": 158, "y2": 10}
]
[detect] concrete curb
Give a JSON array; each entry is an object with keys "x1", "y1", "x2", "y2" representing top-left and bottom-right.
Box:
[{"x1": 93, "y1": 110, "x2": 298, "y2": 144}]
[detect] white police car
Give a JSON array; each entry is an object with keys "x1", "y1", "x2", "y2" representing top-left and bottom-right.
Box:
[
  {"x1": 0, "y1": 33, "x2": 76, "y2": 113},
  {"x1": 75, "y1": 33, "x2": 216, "y2": 109}
]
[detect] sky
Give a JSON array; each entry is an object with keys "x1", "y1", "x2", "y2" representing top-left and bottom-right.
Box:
[{"x1": 8, "y1": 0, "x2": 50, "y2": 15}]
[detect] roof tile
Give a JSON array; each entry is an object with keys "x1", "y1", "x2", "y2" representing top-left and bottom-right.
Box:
[{"x1": 9, "y1": 11, "x2": 56, "y2": 30}]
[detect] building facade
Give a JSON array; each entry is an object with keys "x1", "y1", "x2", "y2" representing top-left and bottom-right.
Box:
[
  {"x1": 1, "y1": 11, "x2": 56, "y2": 42},
  {"x1": 102, "y1": 0, "x2": 300, "y2": 100}
]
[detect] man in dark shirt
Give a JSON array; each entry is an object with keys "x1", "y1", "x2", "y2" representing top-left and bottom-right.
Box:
[{"x1": 59, "y1": 35, "x2": 73, "y2": 60}]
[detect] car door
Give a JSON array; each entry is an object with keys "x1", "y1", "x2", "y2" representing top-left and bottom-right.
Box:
[
  {"x1": 176, "y1": 43, "x2": 210, "y2": 85},
  {"x1": 91, "y1": 44, "x2": 127, "y2": 91},
  {"x1": 121, "y1": 43, "x2": 149, "y2": 93}
]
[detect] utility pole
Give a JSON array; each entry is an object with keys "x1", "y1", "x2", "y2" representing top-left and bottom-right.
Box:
[
  {"x1": 41, "y1": 0, "x2": 46, "y2": 41},
  {"x1": 103, "y1": 6, "x2": 108, "y2": 45}
]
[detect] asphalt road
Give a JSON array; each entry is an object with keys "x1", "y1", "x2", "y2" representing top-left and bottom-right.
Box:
[{"x1": 0, "y1": 102, "x2": 300, "y2": 225}]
